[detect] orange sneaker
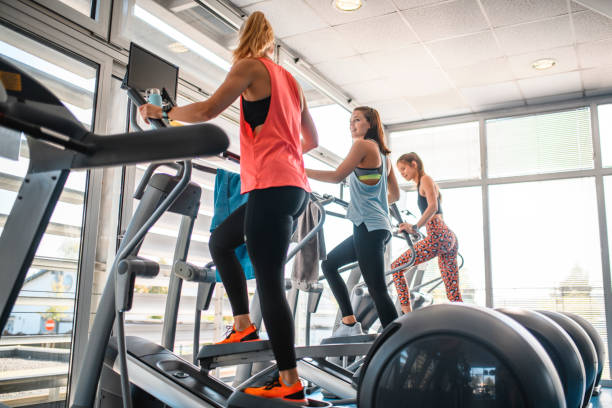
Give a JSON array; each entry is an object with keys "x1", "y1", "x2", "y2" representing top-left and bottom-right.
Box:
[
  {"x1": 215, "y1": 324, "x2": 260, "y2": 344},
  {"x1": 243, "y1": 376, "x2": 307, "y2": 405}
]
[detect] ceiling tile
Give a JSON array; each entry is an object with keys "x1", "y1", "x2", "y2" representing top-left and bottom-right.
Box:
[
  {"x1": 314, "y1": 55, "x2": 381, "y2": 86},
  {"x1": 480, "y1": 0, "x2": 568, "y2": 28},
  {"x1": 495, "y1": 16, "x2": 573, "y2": 55},
  {"x1": 387, "y1": 68, "x2": 454, "y2": 97},
  {"x1": 460, "y1": 81, "x2": 523, "y2": 107},
  {"x1": 571, "y1": 1, "x2": 587, "y2": 12},
  {"x1": 525, "y1": 91, "x2": 584, "y2": 104},
  {"x1": 401, "y1": 0, "x2": 489, "y2": 42},
  {"x1": 394, "y1": 0, "x2": 449, "y2": 10},
  {"x1": 364, "y1": 98, "x2": 422, "y2": 123},
  {"x1": 283, "y1": 28, "x2": 358, "y2": 64},
  {"x1": 572, "y1": 10, "x2": 612, "y2": 44},
  {"x1": 577, "y1": 38, "x2": 612, "y2": 68},
  {"x1": 304, "y1": 0, "x2": 396, "y2": 26},
  {"x1": 333, "y1": 12, "x2": 419, "y2": 54},
  {"x1": 244, "y1": 0, "x2": 328, "y2": 38},
  {"x1": 517, "y1": 71, "x2": 583, "y2": 99},
  {"x1": 446, "y1": 57, "x2": 515, "y2": 87},
  {"x1": 343, "y1": 79, "x2": 406, "y2": 103},
  {"x1": 427, "y1": 31, "x2": 502, "y2": 69},
  {"x1": 361, "y1": 44, "x2": 438, "y2": 77},
  {"x1": 581, "y1": 65, "x2": 612, "y2": 91},
  {"x1": 507, "y1": 46, "x2": 578, "y2": 78},
  {"x1": 406, "y1": 90, "x2": 470, "y2": 118}
]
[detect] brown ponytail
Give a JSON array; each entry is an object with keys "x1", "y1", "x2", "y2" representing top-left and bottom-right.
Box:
[{"x1": 354, "y1": 106, "x2": 391, "y2": 155}]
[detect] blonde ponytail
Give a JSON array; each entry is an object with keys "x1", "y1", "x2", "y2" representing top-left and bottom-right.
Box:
[{"x1": 233, "y1": 11, "x2": 275, "y2": 63}]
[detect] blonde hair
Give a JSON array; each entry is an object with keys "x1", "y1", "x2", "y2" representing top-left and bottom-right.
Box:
[{"x1": 233, "y1": 12, "x2": 275, "y2": 63}]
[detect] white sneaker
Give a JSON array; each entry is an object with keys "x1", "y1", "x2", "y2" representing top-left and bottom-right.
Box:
[{"x1": 333, "y1": 322, "x2": 364, "y2": 337}]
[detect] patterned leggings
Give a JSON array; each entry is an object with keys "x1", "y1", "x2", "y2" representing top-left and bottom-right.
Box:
[{"x1": 391, "y1": 217, "x2": 462, "y2": 307}]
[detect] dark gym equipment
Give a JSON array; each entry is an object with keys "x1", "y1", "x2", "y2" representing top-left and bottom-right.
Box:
[
  {"x1": 358, "y1": 303, "x2": 566, "y2": 408},
  {"x1": 537, "y1": 310, "x2": 598, "y2": 408},
  {"x1": 497, "y1": 307, "x2": 585, "y2": 408}
]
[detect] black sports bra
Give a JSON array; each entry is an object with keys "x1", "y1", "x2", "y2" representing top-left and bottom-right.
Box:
[
  {"x1": 417, "y1": 182, "x2": 443, "y2": 215},
  {"x1": 242, "y1": 95, "x2": 271, "y2": 129}
]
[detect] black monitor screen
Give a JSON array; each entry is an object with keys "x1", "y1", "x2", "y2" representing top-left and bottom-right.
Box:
[{"x1": 127, "y1": 43, "x2": 178, "y2": 102}]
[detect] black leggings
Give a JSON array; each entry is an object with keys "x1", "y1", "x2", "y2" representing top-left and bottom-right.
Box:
[
  {"x1": 208, "y1": 186, "x2": 308, "y2": 370},
  {"x1": 321, "y1": 223, "x2": 398, "y2": 328}
]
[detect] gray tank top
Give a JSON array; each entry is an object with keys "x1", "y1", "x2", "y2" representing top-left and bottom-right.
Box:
[{"x1": 346, "y1": 151, "x2": 391, "y2": 232}]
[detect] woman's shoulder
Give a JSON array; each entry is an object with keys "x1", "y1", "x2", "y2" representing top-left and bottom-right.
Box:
[{"x1": 420, "y1": 174, "x2": 437, "y2": 187}]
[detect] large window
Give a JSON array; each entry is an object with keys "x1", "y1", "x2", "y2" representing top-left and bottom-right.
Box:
[
  {"x1": 392, "y1": 187, "x2": 485, "y2": 306},
  {"x1": 487, "y1": 108, "x2": 593, "y2": 178},
  {"x1": 310, "y1": 104, "x2": 352, "y2": 158},
  {"x1": 0, "y1": 25, "x2": 95, "y2": 407},
  {"x1": 600, "y1": 104, "x2": 612, "y2": 167},
  {"x1": 390, "y1": 122, "x2": 481, "y2": 183},
  {"x1": 115, "y1": 0, "x2": 234, "y2": 95},
  {"x1": 490, "y1": 177, "x2": 608, "y2": 378}
]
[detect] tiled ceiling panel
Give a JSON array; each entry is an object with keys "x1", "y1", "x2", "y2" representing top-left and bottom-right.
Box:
[
  {"x1": 366, "y1": 98, "x2": 422, "y2": 123},
  {"x1": 343, "y1": 78, "x2": 406, "y2": 102},
  {"x1": 495, "y1": 16, "x2": 573, "y2": 55},
  {"x1": 387, "y1": 68, "x2": 454, "y2": 97},
  {"x1": 581, "y1": 66, "x2": 612, "y2": 93},
  {"x1": 460, "y1": 81, "x2": 523, "y2": 108},
  {"x1": 480, "y1": 0, "x2": 569, "y2": 28},
  {"x1": 572, "y1": 10, "x2": 612, "y2": 43},
  {"x1": 495, "y1": 16, "x2": 574, "y2": 55},
  {"x1": 406, "y1": 90, "x2": 470, "y2": 118},
  {"x1": 282, "y1": 27, "x2": 358, "y2": 64},
  {"x1": 401, "y1": 0, "x2": 489, "y2": 42},
  {"x1": 304, "y1": 0, "x2": 396, "y2": 26},
  {"x1": 314, "y1": 55, "x2": 381, "y2": 86},
  {"x1": 333, "y1": 12, "x2": 419, "y2": 54},
  {"x1": 446, "y1": 57, "x2": 515, "y2": 88},
  {"x1": 427, "y1": 31, "x2": 502, "y2": 69},
  {"x1": 226, "y1": 0, "x2": 612, "y2": 125},
  {"x1": 394, "y1": 0, "x2": 450, "y2": 10},
  {"x1": 361, "y1": 44, "x2": 438, "y2": 77},
  {"x1": 518, "y1": 71, "x2": 583, "y2": 99},
  {"x1": 577, "y1": 38, "x2": 612, "y2": 68},
  {"x1": 507, "y1": 46, "x2": 578, "y2": 79},
  {"x1": 243, "y1": 0, "x2": 327, "y2": 38}
]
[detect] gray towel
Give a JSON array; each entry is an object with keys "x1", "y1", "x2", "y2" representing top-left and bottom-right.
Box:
[{"x1": 291, "y1": 199, "x2": 326, "y2": 287}]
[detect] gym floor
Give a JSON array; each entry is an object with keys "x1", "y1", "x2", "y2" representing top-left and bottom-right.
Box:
[
  {"x1": 320, "y1": 387, "x2": 612, "y2": 407},
  {"x1": 593, "y1": 388, "x2": 612, "y2": 408}
]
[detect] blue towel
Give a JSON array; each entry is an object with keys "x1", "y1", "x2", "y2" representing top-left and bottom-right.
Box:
[{"x1": 210, "y1": 169, "x2": 254, "y2": 281}]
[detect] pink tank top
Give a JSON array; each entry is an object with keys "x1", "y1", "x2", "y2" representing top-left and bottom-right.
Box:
[{"x1": 239, "y1": 58, "x2": 311, "y2": 194}]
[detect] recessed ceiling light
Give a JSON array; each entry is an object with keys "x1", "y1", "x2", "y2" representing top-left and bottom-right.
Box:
[
  {"x1": 531, "y1": 58, "x2": 557, "y2": 71},
  {"x1": 333, "y1": 0, "x2": 363, "y2": 12},
  {"x1": 168, "y1": 42, "x2": 189, "y2": 53}
]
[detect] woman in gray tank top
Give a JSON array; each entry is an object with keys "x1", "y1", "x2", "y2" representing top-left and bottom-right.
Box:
[{"x1": 305, "y1": 106, "x2": 400, "y2": 334}]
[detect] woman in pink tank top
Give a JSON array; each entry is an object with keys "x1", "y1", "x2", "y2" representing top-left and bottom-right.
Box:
[{"x1": 140, "y1": 11, "x2": 319, "y2": 404}]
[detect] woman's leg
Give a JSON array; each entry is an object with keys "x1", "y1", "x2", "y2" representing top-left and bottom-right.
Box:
[
  {"x1": 244, "y1": 187, "x2": 308, "y2": 385},
  {"x1": 320, "y1": 235, "x2": 358, "y2": 320},
  {"x1": 353, "y1": 224, "x2": 398, "y2": 328},
  {"x1": 390, "y1": 223, "x2": 447, "y2": 313},
  {"x1": 208, "y1": 204, "x2": 251, "y2": 329},
  {"x1": 438, "y1": 231, "x2": 462, "y2": 302}
]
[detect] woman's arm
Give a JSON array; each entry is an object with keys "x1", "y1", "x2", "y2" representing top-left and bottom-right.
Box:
[
  {"x1": 387, "y1": 156, "x2": 400, "y2": 204},
  {"x1": 298, "y1": 86, "x2": 318, "y2": 153},
  {"x1": 305, "y1": 139, "x2": 369, "y2": 183},
  {"x1": 415, "y1": 175, "x2": 439, "y2": 228},
  {"x1": 139, "y1": 58, "x2": 256, "y2": 123}
]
